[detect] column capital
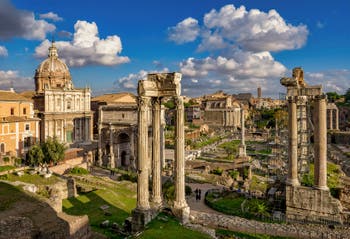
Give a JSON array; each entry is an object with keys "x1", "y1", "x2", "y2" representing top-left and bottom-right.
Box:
[
  {"x1": 138, "y1": 96, "x2": 151, "y2": 110},
  {"x1": 174, "y1": 96, "x2": 184, "y2": 110}
]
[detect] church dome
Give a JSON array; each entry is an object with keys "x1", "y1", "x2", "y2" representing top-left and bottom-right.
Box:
[{"x1": 34, "y1": 41, "x2": 73, "y2": 92}]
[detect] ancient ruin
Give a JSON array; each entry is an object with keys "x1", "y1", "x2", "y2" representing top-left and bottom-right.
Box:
[
  {"x1": 131, "y1": 73, "x2": 190, "y2": 232},
  {"x1": 281, "y1": 67, "x2": 344, "y2": 223}
]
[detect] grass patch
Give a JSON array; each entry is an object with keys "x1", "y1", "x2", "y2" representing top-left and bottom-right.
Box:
[
  {"x1": 205, "y1": 191, "x2": 272, "y2": 221},
  {"x1": 0, "y1": 165, "x2": 16, "y2": 173},
  {"x1": 138, "y1": 213, "x2": 211, "y2": 239},
  {"x1": 216, "y1": 229, "x2": 294, "y2": 239},
  {"x1": 70, "y1": 166, "x2": 89, "y2": 175},
  {"x1": 1, "y1": 172, "x2": 61, "y2": 185}
]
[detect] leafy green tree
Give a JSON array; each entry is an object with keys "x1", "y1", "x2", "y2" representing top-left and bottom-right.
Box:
[
  {"x1": 26, "y1": 144, "x2": 44, "y2": 166},
  {"x1": 345, "y1": 88, "x2": 350, "y2": 103},
  {"x1": 326, "y1": 92, "x2": 341, "y2": 102},
  {"x1": 42, "y1": 137, "x2": 66, "y2": 165}
]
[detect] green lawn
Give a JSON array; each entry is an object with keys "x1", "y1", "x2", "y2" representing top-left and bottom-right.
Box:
[
  {"x1": 138, "y1": 213, "x2": 211, "y2": 239},
  {"x1": 63, "y1": 176, "x2": 211, "y2": 239},
  {"x1": 0, "y1": 165, "x2": 16, "y2": 173},
  {"x1": 0, "y1": 171, "x2": 61, "y2": 185}
]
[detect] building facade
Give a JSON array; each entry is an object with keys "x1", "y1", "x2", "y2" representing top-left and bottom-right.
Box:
[
  {"x1": 0, "y1": 90, "x2": 40, "y2": 159},
  {"x1": 33, "y1": 42, "x2": 93, "y2": 144}
]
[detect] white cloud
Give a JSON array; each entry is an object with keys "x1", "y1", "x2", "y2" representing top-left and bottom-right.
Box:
[
  {"x1": 179, "y1": 50, "x2": 287, "y2": 97},
  {"x1": 35, "y1": 20, "x2": 129, "y2": 67},
  {"x1": 39, "y1": 12, "x2": 63, "y2": 22},
  {"x1": 0, "y1": 46, "x2": 8, "y2": 56},
  {"x1": 114, "y1": 68, "x2": 169, "y2": 92},
  {"x1": 305, "y1": 70, "x2": 350, "y2": 94},
  {"x1": 168, "y1": 17, "x2": 200, "y2": 44},
  {"x1": 168, "y1": 4, "x2": 308, "y2": 53},
  {"x1": 0, "y1": 70, "x2": 34, "y2": 91},
  {"x1": 0, "y1": 0, "x2": 55, "y2": 40}
]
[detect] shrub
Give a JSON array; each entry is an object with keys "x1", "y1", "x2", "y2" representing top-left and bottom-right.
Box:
[
  {"x1": 119, "y1": 173, "x2": 137, "y2": 182},
  {"x1": 185, "y1": 185, "x2": 192, "y2": 196},
  {"x1": 3, "y1": 157, "x2": 10, "y2": 163},
  {"x1": 211, "y1": 167, "x2": 223, "y2": 176},
  {"x1": 70, "y1": 167, "x2": 89, "y2": 175}
]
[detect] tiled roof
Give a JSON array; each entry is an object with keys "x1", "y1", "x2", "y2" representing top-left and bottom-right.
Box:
[
  {"x1": 0, "y1": 90, "x2": 32, "y2": 102},
  {"x1": 92, "y1": 92, "x2": 136, "y2": 104}
]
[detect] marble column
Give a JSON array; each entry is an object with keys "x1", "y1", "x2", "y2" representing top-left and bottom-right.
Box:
[
  {"x1": 286, "y1": 96, "x2": 299, "y2": 186},
  {"x1": 239, "y1": 107, "x2": 247, "y2": 157},
  {"x1": 335, "y1": 108, "x2": 339, "y2": 130},
  {"x1": 314, "y1": 95, "x2": 328, "y2": 190},
  {"x1": 109, "y1": 124, "x2": 115, "y2": 168},
  {"x1": 98, "y1": 124, "x2": 103, "y2": 166},
  {"x1": 329, "y1": 109, "x2": 333, "y2": 130},
  {"x1": 151, "y1": 97, "x2": 162, "y2": 207},
  {"x1": 136, "y1": 96, "x2": 150, "y2": 210},
  {"x1": 174, "y1": 96, "x2": 189, "y2": 211}
]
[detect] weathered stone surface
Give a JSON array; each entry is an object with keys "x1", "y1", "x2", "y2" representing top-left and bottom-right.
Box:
[
  {"x1": 190, "y1": 210, "x2": 350, "y2": 239},
  {"x1": 0, "y1": 216, "x2": 33, "y2": 239}
]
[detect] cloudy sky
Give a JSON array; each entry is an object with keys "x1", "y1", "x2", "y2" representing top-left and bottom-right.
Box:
[{"x1": 0, "y1": 0, "x2": 349, "y2": 97}]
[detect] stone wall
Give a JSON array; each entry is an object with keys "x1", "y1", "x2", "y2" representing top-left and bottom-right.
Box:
[
  {"x1": 190, "y1": 210, "x2": 350, "y2": 239},
  {"x1": 286, "y1": 185, "x2": 343, "y2": 223},
  {"x1": 50, "y1": 157, "x2": 87, "y2": 175}
]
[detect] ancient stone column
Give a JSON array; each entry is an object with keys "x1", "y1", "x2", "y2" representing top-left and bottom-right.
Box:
[
  {"x1": 239, "y1": 107, "x2": 247, "y2": 157},
  {"x1": 174, "y1": 96, "x2": 189, "y2": 216},
  {"x1": 109, "y1": 124, "x2": 115, "y2": 169},
  {"x1": 151, "y1": 97, "x2": 162, "y2": 207},
  {"x1": 136, "y1": 96, "x2": 151, "y2": 210},
  {"x1": 329, "y1": 109, "x2": 333, "y2": 130},
  {"x1": 286, "y1": 96, "x2": 299, "y2": 186},
  {"x1": 98, "y1": 124, "x2": 103, "y2": 166},
  {"x1": 335, "y1": 108, "x2": 339, "y2": 130},
  {"x1": 314, "y1": 95, "x2": 328, "y2": 190}
]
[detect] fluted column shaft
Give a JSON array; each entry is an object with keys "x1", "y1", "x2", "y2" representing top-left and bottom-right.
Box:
[
  {"x1": 314, "y1": 95, "x2": 328, "y2": 190},
  {"x1": 329, "y1": 109, "x2": 333, "y2": 130},
  {"x1": 109, "y1": 125, "x2": 115, "y2": 168},
  {"x1": 286, "y1": 96, "x2": 299, "y2": 186},
  {"x1": 98, "y1": 124, "x2": 103, "y2": 166},
  {"x1": 174, "y1": 96, "x2": 188, "y2": 209},
  {"x1": 137, "y1": 96, "x2": 151, "y2": 210},
  {"x1": 152, "y1": 98, "x2": 162, "y2": 207}
]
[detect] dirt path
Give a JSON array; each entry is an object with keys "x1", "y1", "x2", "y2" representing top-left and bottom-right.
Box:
[{"x1": 187, "y1": 183, "x2": 225, "y2": 214}]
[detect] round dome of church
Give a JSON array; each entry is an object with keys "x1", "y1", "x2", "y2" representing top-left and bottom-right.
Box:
[{"x1": 34, "y1": 41, "x2": 73, "y2": 92}]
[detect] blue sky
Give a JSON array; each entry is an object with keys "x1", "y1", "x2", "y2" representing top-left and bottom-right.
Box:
[{"x1": 0, "y1": 0, "x2": 349, "y2": 97}]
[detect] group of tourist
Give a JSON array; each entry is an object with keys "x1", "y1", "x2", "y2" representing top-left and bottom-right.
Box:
[{"x1": 194, "y1": 188, "x2": 202, "y2": 201}]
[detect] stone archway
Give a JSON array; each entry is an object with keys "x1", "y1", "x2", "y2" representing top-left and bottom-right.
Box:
[{"x1": 117, "y1": 132, "x2": 130, "y2": 168}]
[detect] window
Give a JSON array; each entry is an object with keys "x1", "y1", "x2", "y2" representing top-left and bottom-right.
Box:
[
  {"x1": 23, "y1": 107, "x2": 27, "y2": 115},
  {"x1": 10, "y1": 108, "x2": 14, "y2": 115},
  {"x1": 0, "y1": 143, "x2": 5, "y2": 153},
  {"x1": 122, "y1": 113, "x2": 125, "y2": 118},
  {"x1": 67, "y1": 101, "x2": 71, "y2": 110},
  {"x1": 25, "y1": 124, "x2": 30, "y2": 131}
]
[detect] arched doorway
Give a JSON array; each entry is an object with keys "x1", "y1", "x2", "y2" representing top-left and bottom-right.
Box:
[{"x1": 117, "y1": 133, "x2": 130, "y2": 168}]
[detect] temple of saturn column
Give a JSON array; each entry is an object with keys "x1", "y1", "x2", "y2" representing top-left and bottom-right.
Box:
[
  {"x1": 131, "y1": 72, "x2": 190, "y2": 232},
  {"x1": 281, "y1": 67, "x2": 343, "y2": 223}
]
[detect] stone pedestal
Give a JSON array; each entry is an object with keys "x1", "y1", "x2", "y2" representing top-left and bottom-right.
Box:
[
  {"x1": 131, "y1": 208, "x2": 153, "y2": 233},
  {"x1": 172, "y1": 205, "x2": 190, "y2": 224}
]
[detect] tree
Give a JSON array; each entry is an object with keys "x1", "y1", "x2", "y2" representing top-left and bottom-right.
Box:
[
  {"x1": 326, "y1": 92, "x2": 341, "y2": 102},
  {"x1": 26, "y1": 144, "x2": 44, "y2": 166},
  {"x1": 345, "y1": 88, "x2": 350, "y2": 103},
  {"x1": 41, "y1": 137, "x2": 66, "y2": 165}
]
